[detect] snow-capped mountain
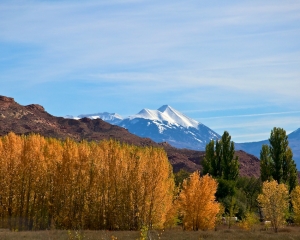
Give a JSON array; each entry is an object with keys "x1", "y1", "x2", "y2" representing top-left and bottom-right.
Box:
[
  {"x1": 66, "y1": 105, "x2": 220, "y2": 150},
  {"x1": 66, "y1": 112, "x2": 123, "y2": 125},
  {"x1": 78, "y1": 112, "x2": 123, "y2": 125},
  {"x1": 119, "y1": 105, "x2": 220, "y2": 150}
]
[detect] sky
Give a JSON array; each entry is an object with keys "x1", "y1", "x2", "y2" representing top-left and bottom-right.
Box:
[{"x1": 1, "y1": 0, "x2": 300, "y2": 143}]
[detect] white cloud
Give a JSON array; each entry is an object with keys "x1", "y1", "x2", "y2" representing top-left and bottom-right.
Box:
[
  {"x1": 1, "y1": 0, "x2": 299, "y2": 142},
  {"x1": 199, "y1": 110, "x2": 300, "y2": 120}
]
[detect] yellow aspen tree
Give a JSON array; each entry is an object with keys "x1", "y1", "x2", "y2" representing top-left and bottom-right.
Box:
[
  {"x1": 87, "y1": 141, "x2": 106, "y2": 229},
  {"x1": 0, "y1": 135, "x2": 175, "y2": 231},
  {"x1": 94, "y1": 140, "x2": 110, "y2": 229},
  {"x1": 127, "y1": 146, "x2": 144, "y2": 230},
  {"x1": 178, "y1": 172, "x2": 220, "y2": 230},
  {"x1": 73, "y1": 140, "x2": 90, "y2": 229},
  {"x1": 257, "y1": 180, "x2": 289, "y2": 232},
  {"x1": 149, "y1": 148, "x2": 174, "y2": 228},
  {"x1": 22, "y1": 134, "x2": 47, "y2": 230},
  {"x1": 43, "y1": 137, "x2": 63, "y2": 229},
  {"x1": 60, "y1": 139, "x2": 78, "y2": 229},
  {"x1": 291, "y1": 185, "x2": 300, "y2": 224},
  {"x1": 0, "y1": 133, "x2": 23, "y2": 230},
  {"x1": 0, "y1": 137, "x2": 4, "y2": 228}
]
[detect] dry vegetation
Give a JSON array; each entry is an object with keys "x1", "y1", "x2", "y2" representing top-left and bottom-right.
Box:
[{"x1": 1, "y1": 225, "x2": 300, "y2": 240}]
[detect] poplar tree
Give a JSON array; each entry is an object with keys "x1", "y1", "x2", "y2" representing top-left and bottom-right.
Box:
[
  {"x1": 202, "y1": 131, "x2": 239, "y2": 217},
  {"x1": 177, "y1": 172, "x2": 220, "y2": 230},
  {"x1": 260, "y1": 127, "x2": 298, "y2": 192},
  {"x1": 0, "y1": 133, "x2": 175, "y2": 231},
  {"x1": 257, "y1": 180, "x2": 289, "y2": 233},
  {"x1": 202, "y1": 131, "x2": 239, "y2": 181},
  {"x1": 291, "y1": 186, "x2": 300, "y2": 224}
]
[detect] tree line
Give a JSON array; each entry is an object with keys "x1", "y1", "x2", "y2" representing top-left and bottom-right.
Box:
[
  {"x1": 0, "y1": 133, "x2": 176, "y2": 230},
  {"x1": 200, "y1": 127, "x2": 299, "y2": 231},
  {"x1": 0, "y1": 127, "x2": 298, "y2": 232},
  {"x1": 0, "y1": 133, "x2": 220, "y2": 231}
]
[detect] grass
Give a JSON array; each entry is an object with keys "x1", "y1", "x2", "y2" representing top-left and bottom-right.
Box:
[{"x1": 1, "y1": 225, "x2": 300, "y2": 240}]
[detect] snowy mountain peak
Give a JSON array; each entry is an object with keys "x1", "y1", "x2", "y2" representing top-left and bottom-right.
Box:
[
  {"x1": 65, "y1": 112, "x2": 123, "y2": 125},
  {"x1": 65, "y1": 105, "x2": 221, "y2": 151},
  {"x1": 157, "y1": 105, "x2": 173, "y2": 112},
  {"x1": 78, "y1": 112, "x2": 123, "y2": 121},
  {"x1": 131, "y1": 105, "x2": 200, "y2": 129}
]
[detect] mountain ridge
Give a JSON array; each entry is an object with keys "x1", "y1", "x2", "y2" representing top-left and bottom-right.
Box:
[{"x1": 0, "y1": 95, "x2": 261, "y2": 177}]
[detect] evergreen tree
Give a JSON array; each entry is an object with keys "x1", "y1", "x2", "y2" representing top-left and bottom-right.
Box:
[
  {"x1": 202, "y1": 131, "x2": 239, "y2": 181},
  {"x1": 260, "y1": 145, "x2": 273, "y2": 182},
  {"x1": 260, "y1": 127, "x2": 298, "y2": 192}
]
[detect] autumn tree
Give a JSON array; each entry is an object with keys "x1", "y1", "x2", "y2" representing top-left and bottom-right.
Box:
[
  {"x1": 257, "y1": 180, "x2": 289, "y2": 232},
  {"x1": 202, "y1": 131, "x2": 239, "y2": 181},
  {"x1": 0, "y1": 132, "x2": 23, "y2": 229},
  {"x1": 260, "y1": 127, "x2": 298, "y2": 192},
  {"x1": 177, "y1": 172, "x2": 220, "y2": 230},
  {"x1": 291, "y1": 185, "x2": 300, "y2": 224},
  {"x1": 0, "y1": 133, "x2": 175, "y2": 231}
]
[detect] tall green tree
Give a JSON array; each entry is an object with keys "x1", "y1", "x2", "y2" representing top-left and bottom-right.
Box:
[
  {"x1": 260, "y1": 145, "x2": 273, "y2": 182},
  {"x1": 260, "y1": 127, "x2": 298, "y2": 192},
  {"x1": 202, "y1": 131, "x2": 239, "y2": 181}
]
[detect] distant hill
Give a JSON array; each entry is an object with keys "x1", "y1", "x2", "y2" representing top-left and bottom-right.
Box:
[{"x1": 235, "y1": 128, "x2": 300, "y2": 168}]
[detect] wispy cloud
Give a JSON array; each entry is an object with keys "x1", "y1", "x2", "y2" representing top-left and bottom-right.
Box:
[
  {"x1": 199, "y1": 110, "x2": 300, "y2": 120},
  {"x1": 1, "y1": 0, "x2": 299, "y2": 141}
]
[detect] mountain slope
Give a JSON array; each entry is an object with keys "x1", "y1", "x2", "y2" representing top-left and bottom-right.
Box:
[{"x1": 0, "y1": 96, "x2": 155, "y2": 146}]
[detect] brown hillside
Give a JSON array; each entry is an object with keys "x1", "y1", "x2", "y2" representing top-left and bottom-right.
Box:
[{"x1": 0, "y1": 95, "x2": 260, "y2": 177}]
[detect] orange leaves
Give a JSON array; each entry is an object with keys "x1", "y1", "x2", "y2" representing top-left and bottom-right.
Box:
[
  {"x1": 177, "y1": 172, "x2": 220, "y2": 230},
  {"x1": 0, "y1": 133, "x2": 174, "y2": 230},
  {"x1": 0, "y1": 133, "x2": 222, "y2": 231}
]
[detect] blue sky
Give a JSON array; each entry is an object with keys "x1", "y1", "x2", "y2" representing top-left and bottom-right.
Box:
[{"x1": 1, "y1": 0, "x2": 300, "y2": 143}]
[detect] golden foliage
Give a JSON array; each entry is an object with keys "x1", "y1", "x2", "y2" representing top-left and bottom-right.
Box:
[
  {"x1": 177, "y1": 172, "x2": 220, "y2": 230},
  {"x1": 0, "y1": 133, "x2": 174, "y2": 230},
  {"x1": 238, "y1": 212, "x2": 259, "y2": 231},
  {"x1": 291, "y1": 185, "x2": 300, "y2": 224},
  {"x1": 257, "y1": 180, "x2": 289, "y2": 232}
]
